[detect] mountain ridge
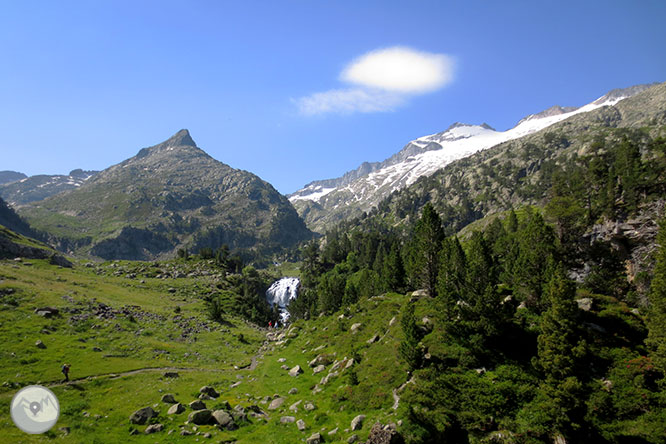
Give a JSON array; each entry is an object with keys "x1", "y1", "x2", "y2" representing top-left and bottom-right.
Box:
[
  {"x1": 19, "y1": 130, "x2": 312, "y2": 260},
  {"x1": 289, "y1": 83, "x2": 659, "y2": 233}
]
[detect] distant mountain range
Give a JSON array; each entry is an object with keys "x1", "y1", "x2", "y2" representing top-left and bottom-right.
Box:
[
  {"x1": 0, "y1": 169, "x2": 98, "y2": 206},
  {"x1": 17, "y1": 130, "x2": 312, "y2": 260},
  {"x1": 289, "y1": 83, "x2": 658, "y2": 232}
]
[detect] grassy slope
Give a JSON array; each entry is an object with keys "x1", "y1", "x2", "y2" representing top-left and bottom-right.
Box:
[{"x1": 0, "y1": 259, "x2": 410, "y2": 443}]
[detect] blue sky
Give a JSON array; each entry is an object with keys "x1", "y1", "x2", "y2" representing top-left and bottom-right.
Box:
[{"x1": 1, "y1": 0, "x2": 665, "y2": 194}]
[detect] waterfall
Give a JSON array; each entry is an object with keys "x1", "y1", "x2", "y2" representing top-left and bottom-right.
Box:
[{"x1": 265, "y1": 277, "x2": 300, "y2": 322}]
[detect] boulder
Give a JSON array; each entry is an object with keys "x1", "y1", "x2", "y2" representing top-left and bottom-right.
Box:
[
  {"x1": 212, "y1": 410, "x2": 233, "y2": 427},
  {"x1": 199, "y1": 386, "x2": 219, "y2": 398},
  {"x1": 297, "y1": 419, "x2": 307, "y2": 431},
  {"x1": 288, "y1": 387, "x2": 298, "y2": 395},
  {"x1": 289, "y1": 400, "x2": 302, "y2": 412},
  {"x1": 35, "y1": 307, "x2": 59, "y2": 318},
  {"x1": 280, "y1": 416, "x2": 296, "y2": 424},
  {"x1": 366, "y1": 422, "x2": 404, "y2": 444},
  {"x1": 129, "y1": 406, "x2": 157, "y2": 425},
  {"x1": 163, "y1": 371, "x2": 179, "y2": 378},
  {"x1": 351, "y1": 414, "x2": 365, "y2": 431},
  {"x1": 313, "y1": 365, "x2": 326, "y2": 374},
  {"x1": 304, "y1": 402, "x2": 316, "y2": 411},
  {"x1": 268, "y1": 397, "x2": 285, "y2": 410},
  {"x1": 350, "y1": 323, "x2": 362, "y2": 333},
  {"x1": 289, "y1": 365, "x2": 303, "y2": 377},
  {"x1": 189, "y1": 400, "x2": 207, "y2": 410},
  {"x1": 35, "y1": 340, "x2": 46, "y2": 349},
  {"x1": 161, "y1": 393, "x2": 177, "y2": 404},
  {"x1": 576, "y1": 298, "x2": 593, "y2": 312},
  {"x1": 188, "y1": 409, "x2": 212, "y2": 425},
  {"x1": 144, "y1": 423, "x2": 164, "y2": 434},
  {"x1": 306, "y1": 432, "x2": 323, "y2": 444},
  {"x1": 167, "y1": 403, "x2": 185, "y2": 415},
  {"x1": 348, "y1": 434, "x2": 359, "y2": 443},
  {"x1": 328, "y1": 427, "x2": 339, "y2": 435},
  {"x1": 367, "y1": 334, "x2": 380, "y2": 344}
]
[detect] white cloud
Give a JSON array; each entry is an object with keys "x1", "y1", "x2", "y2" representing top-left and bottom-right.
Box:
[
  {"x1": 296, "y1": 88, "x2": 406, "y2": 116},
  {"x1": 341, "y1": 47, "x2": 454, "y2": 93},
  {"x1": 296, "y1": 46, "x2": 455, "y2": 116}
]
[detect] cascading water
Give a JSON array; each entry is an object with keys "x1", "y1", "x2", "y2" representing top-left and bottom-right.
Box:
[{"x1": 265, "y1": 277, "x2": 300, "y2": 322}]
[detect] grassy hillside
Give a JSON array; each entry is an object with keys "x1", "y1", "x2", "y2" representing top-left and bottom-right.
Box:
[{"x1": 0, "y1": 257, "x2": 411, "y2": 443}]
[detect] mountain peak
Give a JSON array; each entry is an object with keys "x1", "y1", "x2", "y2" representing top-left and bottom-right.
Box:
[{"x1": 163, "y1": 129, "x2": 196, "y2": 147}]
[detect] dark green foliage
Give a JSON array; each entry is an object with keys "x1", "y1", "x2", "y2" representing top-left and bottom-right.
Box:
[
  {"x1": 647, "y1": 219, "x2": 666, "y2": 377},
  {"x1": 408, "y1": 203, "x2": 445, "y2": 296},
  {"x1": 399, "y1": 302, "x2": 423, "y2": 373}
]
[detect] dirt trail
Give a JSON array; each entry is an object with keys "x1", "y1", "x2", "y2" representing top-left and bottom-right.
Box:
[{"x1": 46, "y1": 366, "x2": 226, "y2": 388}]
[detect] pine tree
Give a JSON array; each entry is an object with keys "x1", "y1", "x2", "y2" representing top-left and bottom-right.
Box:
[
  {"x1": 383, "y1": 242, "x2": 406, "y2": 293},
  {"x1": 647, "y1": 219, "x2": 666, "y2": 377},
  {"x1": 437, "y1": 236, "x2": 467, "y2": 313},
  {"x1": 411, "y1": 203, "x2": 445, "y2": 296},
  {"x1": 399, "y1": 302, "x2": 422, "y2": 372}
]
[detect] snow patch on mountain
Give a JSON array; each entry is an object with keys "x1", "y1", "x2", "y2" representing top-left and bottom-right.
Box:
[{"x1": 289, "y1": 89, "x2": 639, "y2": 206}]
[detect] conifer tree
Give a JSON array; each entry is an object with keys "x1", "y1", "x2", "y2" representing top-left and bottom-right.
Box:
[
  {"x1": 411, "y1": 202, "x2": 445, "y2": 296},
  {"x1": 437, "y1": 236, "x2": 466, "y2": 313},
  {"x1": 647, "y1": 219, "x2": 666, "y2": 376},
  {"x1": 383, "y1": 242, "x2": 406, "y2": 293},
  {"x1": 399, "y1": 302, "x2": 422, "y2": 372}
]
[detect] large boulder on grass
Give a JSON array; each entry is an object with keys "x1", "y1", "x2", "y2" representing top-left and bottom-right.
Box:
[
  {"x1": 188, "y1": 409, "x2": 212, "y2": 425},
  {"x1": 129, "y1": 406, "x2": 157, "y2": 425},
  {"x1": 212, "y1": 410, "x2": 234, "y2": 428}
]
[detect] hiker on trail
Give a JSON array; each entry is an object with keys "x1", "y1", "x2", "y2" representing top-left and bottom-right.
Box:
[
  {"x1": 61, "y1": 363, "x2": 70, "y2": 382},
  {"x1": 268, "y1": 320, "x2": 272, "y2": 329}
]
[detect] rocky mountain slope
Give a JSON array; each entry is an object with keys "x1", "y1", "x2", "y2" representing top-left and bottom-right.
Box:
[
  {"x1": 290, "y1": 84, "x2": 658, "y2": 233},
  {"x1": 18, "y1": 130, "x2": 312, "y2": 260},
  {"x1": 0, "y1": 171, "x2": 27, "y2": 185},
  {"x1": 0, "y1": 169, "x2": 98, "y2": 205}
]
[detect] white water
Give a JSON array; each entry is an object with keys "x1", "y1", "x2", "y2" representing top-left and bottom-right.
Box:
[{"x1": 266, "y1": 277, "x2": 300, "y2": 322}]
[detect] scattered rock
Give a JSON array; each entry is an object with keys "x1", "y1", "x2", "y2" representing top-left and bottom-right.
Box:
[
  {"x1": 389, "y1": 316, "x2": 397, "y2": 327},
  {"x1": 58, "y1": 426, "x2": 70, "y2": 435},
  {"x1": 92, "y1": 346, "x2": 102, "y2": 352},
  {"x1": 161, "y1": 393, "x2": 177, "y2": 404},
  {"x1": 367, "y1": 334, "x2": 380, "y2": 344},
  {"x1": 230, "y1": 381, "x2": 242, "y2": 388},
  {"x1": 351, "y1": 414, "x2": 365, "y2": 431},
  {"x1": 576, "y1": 298, "x2": 593, "y2": 312},
  {"x1": 366, "y1": 422, "x2": 404, "y2": 444},
  {"x1": 345, "y1": 359, "x2": 354, "y2": 369},
  {"x1": 212, "y1": 410, "x2": 233, "y2": 428},
  {"x1": 280, "y1": 365, "x2": 290, "y2": 371},
  {"x1": 328, "y1": 427, "x2": 339, "y2": 435},
  {"x1": 348, "y1": 434, "x2": 359, "y2": 443},
  {"x1": 129, "y1": 428, "x2": 139, "y2": 435},
  {"x1": 288, "y1": 387, "x2": 298, "y2": 395},
  {"x1": 313, "y1": 365, "x2": 326, "y2": 374},
  {"x1": 129, "y1": 406, "x2": 157, "y2": 425},
  {"x1": 268, "y1": 397, "x2": 285, "y2": 410},
  {"x1": 163, "y1": 371, "x2": 179, "y2": 378},
  {"x1": 350, "y1": 323, "x2": 362, "y2": 334},
  {"x1": 145, "y1": 423, "x2": 164, "y2": 434},
  {"x1": 167, "y1": 403, "x2": 185, "y2": 415},
  {"x1": 289, "y1": 365, "x2": 303, "y2": 377},
  {"x1": 188, "y1": 409, "x2": 213, "y2": 425},
  {"x1": 280, "y1": 416, "x2": 296, "y2": 424},
  {"x1": 203, "y1": 432, "x2": 212, "y2": 438},
  {"x1": 35, "y1": 340, "x2": 46, "y2": 349},
  {"x1": 180, "y1": 429, "x2": 193, "y2": 436},
  {"x1": 34, "y1": 307, "x2": 59, "y2": 318},
  {"x1": 199, "y1": 386, "x2": 219, "y2": 398},
  {"x1": 189, "y1": 400, "x2": 207, "y2": 410},
  {"x1": 289, "y1": 400, "x2": 302, "y2": 412},
  {"x1": 297, "y1": 419, "x2": 307, "y2": 431},
  {"x1": 307, "y1": 432, "x2": 323, "y2": 444},
  {"x1": 278, "y1": 357, "x2": 286, "y2": 362},
  {"x1": 304, "y1": 402, "x2": 316, "y2": 411}
]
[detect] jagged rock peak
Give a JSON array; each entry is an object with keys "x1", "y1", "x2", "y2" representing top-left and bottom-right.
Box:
[
  {"x1": 135, "y1": 129, "x2": 202, "y2": 159},
  {"x1": 445, "y1": 122, "x2": 496, "y2": 132},
  {"x1": 162, "y1": 129, "x2": 197, "y2": 148},
  {"x1": 592, "y1": 83, "x2": 659, "y2": 105}
]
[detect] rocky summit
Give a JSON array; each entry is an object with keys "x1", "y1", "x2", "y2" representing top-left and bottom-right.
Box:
[{"x1": 18, "y1": 129, "x2": 312, "y2": 260}]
